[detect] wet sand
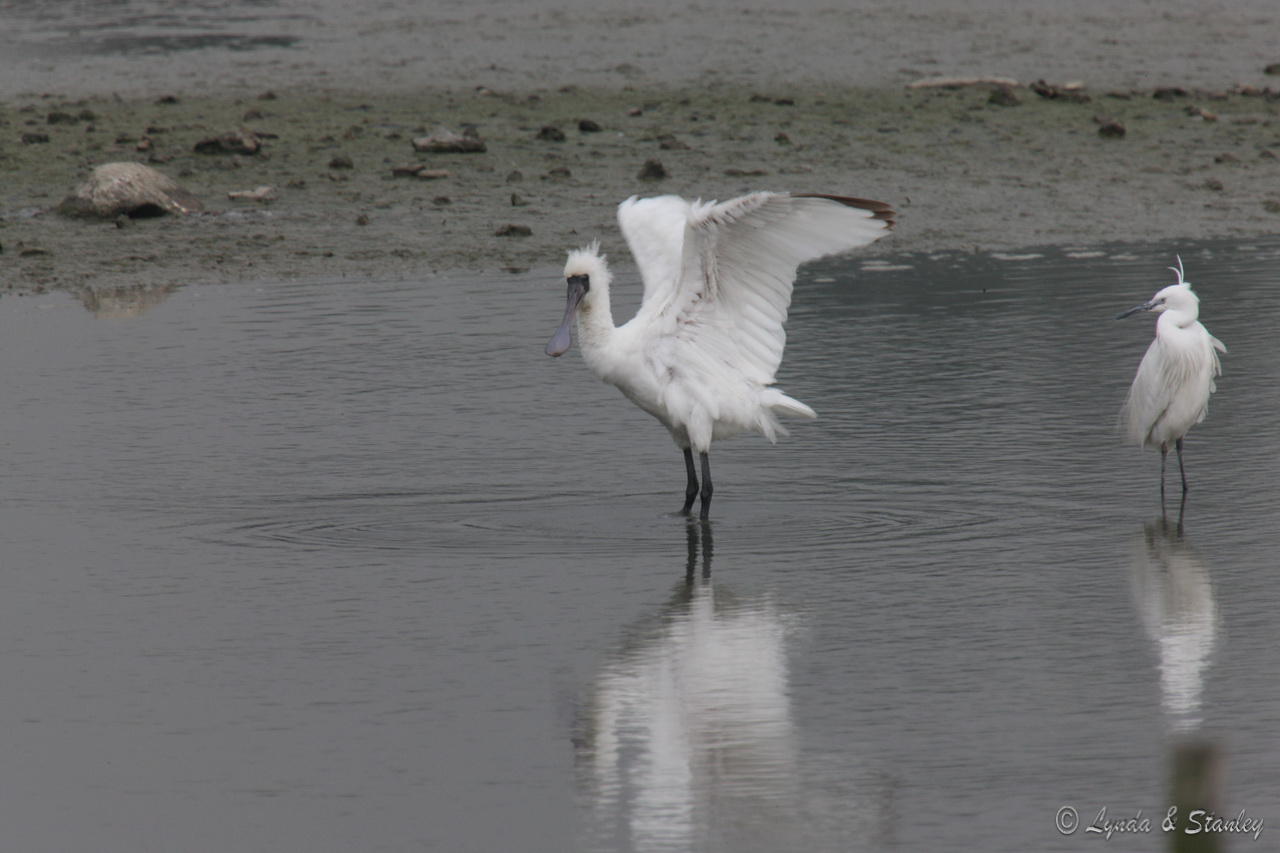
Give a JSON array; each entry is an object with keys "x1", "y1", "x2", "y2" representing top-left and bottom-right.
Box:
[{"x1": 1, "y1": 1, "x2": 1279, "y2": 292}]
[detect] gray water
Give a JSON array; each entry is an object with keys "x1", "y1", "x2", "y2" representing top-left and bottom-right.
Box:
[{"x1": 1, "y1": 244, "x2": 1278, "y2": 853}]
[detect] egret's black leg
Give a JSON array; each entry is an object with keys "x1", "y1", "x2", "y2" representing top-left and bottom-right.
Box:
[
  {"x1": 680, "y1": 448, "x2": 699, "y2": 515},
  {"x1": 698, "y1": 452, "x2": 713, "y2": 520},
  {"x1": 1175, "y1": 437, "x2": 1189, "y2": 494}
]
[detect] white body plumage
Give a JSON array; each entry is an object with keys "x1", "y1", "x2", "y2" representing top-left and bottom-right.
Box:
[
  {"x1": 545, "y1": 191, "x2": 894, "y2": 517},
  {"x1": 1117, "y1": 257, "x2": 1225, "y2": 495},
  {"x1": 549, "y1": 192, "x2": 893, "y2": 452}
]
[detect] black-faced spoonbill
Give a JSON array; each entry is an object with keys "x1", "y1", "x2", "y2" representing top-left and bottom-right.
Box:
[
  {"x1": 545, "y1": 191, "x2": 895, "y2": 519},
  {"x1": 1116, "y1": 257, "x2": 1226, "y2": 500}
]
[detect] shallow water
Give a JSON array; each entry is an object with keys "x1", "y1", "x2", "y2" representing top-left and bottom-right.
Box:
[{"x1": 1, "y1": 243, "x2": 1278, "y2": 852}]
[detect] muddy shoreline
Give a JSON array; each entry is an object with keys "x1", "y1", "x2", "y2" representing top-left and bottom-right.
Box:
[{"x1": 2, "y1": 79, "x2": 1279, "y2": 294}]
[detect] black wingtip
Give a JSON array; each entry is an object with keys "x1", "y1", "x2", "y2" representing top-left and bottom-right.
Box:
[{"x1": 792, "y1": 192, "x2": 897, "y2": 229}]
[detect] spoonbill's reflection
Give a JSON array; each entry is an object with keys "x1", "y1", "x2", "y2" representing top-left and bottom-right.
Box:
[
  {"x1": 1129, "y1": 512, "x2": 1218, "y2": 733},
  {"x1": 577, "y1": 523, "x2": 803, "y2": 852}
]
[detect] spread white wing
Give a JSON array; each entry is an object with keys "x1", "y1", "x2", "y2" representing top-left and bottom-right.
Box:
[{"x1": 623, "y1": 191, "x2": 894, "y2": 386}]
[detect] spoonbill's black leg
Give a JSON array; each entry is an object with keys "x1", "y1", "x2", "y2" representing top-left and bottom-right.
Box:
[
  {"x1": 698, "y1": 452, "x2": 713, "y2": 520},
  {"x1": 680, "y1": 448, "x2": 699, "y2": 515},
  {"x1": 1175, "y1": 437, "x2": 1189, "y2": 494}
]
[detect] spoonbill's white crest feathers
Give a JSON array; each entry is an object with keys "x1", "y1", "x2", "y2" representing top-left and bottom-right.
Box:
[
  {"x1": 1116, "y1": 256, "x2": 1226, "y2": 499},
  {"x1": 546, "y1": 190, "x2": 895, "y2": 518}
]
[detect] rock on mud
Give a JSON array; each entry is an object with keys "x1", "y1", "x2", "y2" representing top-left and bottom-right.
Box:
[{"x1": 56, "y1": 162, "x2": 203, "y2": 218}]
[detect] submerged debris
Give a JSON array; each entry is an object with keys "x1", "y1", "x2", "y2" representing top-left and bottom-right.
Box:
[{"x1": 57, "y1": 162, "x2": 203, "y2": 218}]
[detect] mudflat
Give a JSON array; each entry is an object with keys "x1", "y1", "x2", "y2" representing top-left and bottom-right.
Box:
[{"x1": 1, "y1": 1, "x2": 1278, "y2": 292}]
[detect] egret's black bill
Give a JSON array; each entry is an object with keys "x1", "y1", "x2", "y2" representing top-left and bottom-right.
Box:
[
  {"x1": 546, "y1": 277, "x2": 589, "y2": 357},
  {"x1": 1115, "y1": 301, "x2": 1153, "y2": 320}
]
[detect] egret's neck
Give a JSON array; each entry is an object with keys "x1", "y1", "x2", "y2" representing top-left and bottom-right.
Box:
[{"x1": 1159, "y1": 304, "x2": 1199, "y2": 330}]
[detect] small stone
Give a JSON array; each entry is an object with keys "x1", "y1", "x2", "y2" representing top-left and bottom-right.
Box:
[
  {"x1": 1213, "y1": 152, "x2": 1239, "y2": 164},
  {"x1": 20, "y1": 132, "x2": 50, "y2": 144},
  {"x1": 724, "y1": 167, "x2": 769, "y2": 177},
  {"x1": 258, "y1": 91, "x2": 278, "y2": 100},
  {"x1": 1260, "y1": 149, "x2": 1278, "y2": 160},
  {"x1": 1096, "y1": 120, "x2": 1126, "y2": 139},
  {"x1": 47, "y1": 111, "x2": 79, "y2": 124},
  {"x1": 626, "y1": 106, "x2": 643, "y2": 117},
  {"x1": 391, "y1": 164, "x2": 450, "y2": 179},
  {"x1": 987, "y1": 86, "x2": 1021, "y2": 107},
  {"x1": 227, "y1": 185, "x2": 277, "y2": 202},
  {"x1": 1203, "y1": 178, "x2": 1224, "y2": 191},
  {"x1": 1152, "y1": 86, "x2": 1188, "y2": 101},
  {"x1": 411, "y1": 130, "x2": 486, "y2": 153},
  {"x1": 1031, "y1": 80, "x2": 1091, "y2": 102},
  {"x1": 432, "y1": 196, "x2": 451, "y2": 205},
  {"x1": 1263, "y1": 199, "x2": 1280, "y2": 213},
  {"x1": 1186, "y1": 105, "x2": 1218, "y2": 122},
  {"x1": 1265, "y1": 63, "x2": 1280, "y2": 76},
  {"x1": 774, "y1": 131, "x2": 792, "y2": 145},
  {"x1": 242, "y1": 108, "x2": 264, "y2": 121},
  {"x1": 506, "y1": 170, "x2": 524, "y2": 183},
  {"x1": 328, "y1": 154, "x2": 354, "y2": 169},
  {"x1": 510, "y1": 193, "x2": 528, "y2": 207},
  {"x1": 355, "y1": 214, "x2": 370, "y2": 226},
  {"x1": 495, "y1": 224, "x2": 532, "y2": 238},
  {"x1": 536, "y1": 125, "x2": 566, "y2": 142},
  {"x1": 155, "y1": 94, "x2": 179, "y2": 105},
  {"x1": 578, "y1": 119, "x2": 602, "y2": 133},
  {"x1": 657, "y1": 134, "x2": 690, "y2": 150},
  {"x1": 545, "y1": 166, "x2": 572, "y2": 180},
  {"x1": 637, "y1": 158, "x2": 668, "y2": 181},
  {"x1": 194, "y1": 129, "x2": 262, "y2": 155}
]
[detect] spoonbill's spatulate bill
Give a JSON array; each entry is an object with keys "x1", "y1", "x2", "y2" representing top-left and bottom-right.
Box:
[
  {"x1": 545, "y1": 191, "x2": 895, "y2": 519},
  {"x1": 1116, "y1": 256, "x2": 1226, "y2": 500}
]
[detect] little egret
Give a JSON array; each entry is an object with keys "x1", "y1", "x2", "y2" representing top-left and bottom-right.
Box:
[
  {"x1": 1116, "y1": 257, "x2": 1226, "y2": 499},
  {"x1": 545, "y1": 191, "x2": 895, "y2": 518}
]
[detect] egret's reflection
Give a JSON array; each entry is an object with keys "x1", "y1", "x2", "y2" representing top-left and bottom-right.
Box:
[
  {"x1": 1129, "y1": 508, "x2": 1224, "y2": 851},
  {"x1": 1130, "y1": 511, "x2": 1217, "y2": 733},
  {"x1": 577, "y1": 522, "x2": 802, "y2": 852}
]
